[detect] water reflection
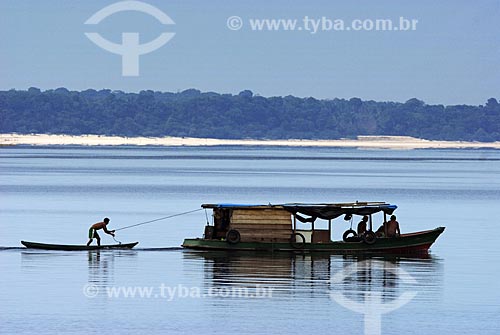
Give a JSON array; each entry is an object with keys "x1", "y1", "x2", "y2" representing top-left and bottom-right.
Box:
[
  {"x1": 87, "y1": 250, "x2": 114, "y2": 286},
  {"x1": 332, "y1": 258, "x2": 414, "y2": 306},
  {"x1": 87, "y1": 250, "x2": 138, "y2": 287},
  {"x1": 183, "y1": 251, "x2": 443, "y2": 303},
  {"x1": 20, "y1": 249, "x2": 138, "y2": 289}
]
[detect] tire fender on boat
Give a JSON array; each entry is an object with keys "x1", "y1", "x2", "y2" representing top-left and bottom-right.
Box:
[
  {"x1": 363, "y1": 231, "x2": 377, "y2": 245},
  {"x1": 290, "y1": 232, "x2": 306, "y2": 249},
  {"x1": 342, "y1": 229, "x2": 357, "y2": 242},
  {"x1": 226, "y1": 229, "x2": 241, "y2": 244}
]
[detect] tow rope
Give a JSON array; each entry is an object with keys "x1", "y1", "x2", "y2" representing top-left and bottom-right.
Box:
[{"x1": 113, "y1": 208, "x2": 204, "y2": 232}]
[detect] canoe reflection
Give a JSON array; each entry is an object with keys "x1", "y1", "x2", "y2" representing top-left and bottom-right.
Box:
[
  {"x1": 87, "y1": 250, "x2": 137, "y2": 286},
  {"x1": 87, "y1": 250, "x2": 113, "y2": 285}
]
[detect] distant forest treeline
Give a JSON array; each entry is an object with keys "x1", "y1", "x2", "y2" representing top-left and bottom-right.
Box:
[{"x1": 1, "y1": 87, "x2": 499, "y2": 142}]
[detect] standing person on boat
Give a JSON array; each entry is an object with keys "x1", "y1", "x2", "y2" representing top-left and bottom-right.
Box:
[
  {"x1": 357, "y1": 216, "x2": 368, "y2": 235},
  {"x1": 386, "y1": 215, "x2": 401, "y2": 237},
  {"x1": 87, "y1": 218, "x2": 115, "y2": 246}
]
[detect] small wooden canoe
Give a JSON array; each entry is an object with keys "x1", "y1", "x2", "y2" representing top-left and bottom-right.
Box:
[{"x1": 21, "y1": 241, "x2": 139, "y2": 251}]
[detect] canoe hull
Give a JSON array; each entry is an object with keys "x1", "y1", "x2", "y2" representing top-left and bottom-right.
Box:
[
  {"x1": 21, "y1": 241, "x2": 139, "y2": 251},
  {"x1": 182, "y1": 227, "x2": 444, "y2": 254}
]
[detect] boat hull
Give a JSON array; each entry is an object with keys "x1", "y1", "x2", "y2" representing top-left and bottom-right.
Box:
[
  {"x1": 21, "y1": 241, "x2": 139, "y2": 251},
  {"x1": 182, "y1": 227, "x2": 444, "y2": 254}
]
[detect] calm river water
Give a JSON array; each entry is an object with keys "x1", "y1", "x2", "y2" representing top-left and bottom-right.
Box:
[{"x1": 1, "y1": 146, "x2": 499, "y2": 334}]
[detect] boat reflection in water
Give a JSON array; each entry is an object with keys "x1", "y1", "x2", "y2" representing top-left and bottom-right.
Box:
[
  {"x1": 183, "y1": 251, "x2": 443, "y2": 304},
  {"x1": 20, "y1": 249, "x2": 137, "y2": 289},
  {"x1": 87, "y1": 250, "x2": 114, "y2": 286},
  {"x1": 87, "y1": 250, "x2": 138, "y2": 287}
]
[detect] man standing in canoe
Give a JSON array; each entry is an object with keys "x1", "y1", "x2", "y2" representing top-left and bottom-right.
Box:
[{"x1": 87, "y1": 218, "x2": 115, "y2": 246}]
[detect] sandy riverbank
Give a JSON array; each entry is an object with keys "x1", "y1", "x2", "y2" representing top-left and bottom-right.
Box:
[{"x1": 1, "y1": 133, "x2": 499, "y2": 149}]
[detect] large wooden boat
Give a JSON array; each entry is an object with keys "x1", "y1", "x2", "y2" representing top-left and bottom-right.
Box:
[{"x1": 182, "y1": 202, "x2": 445, "y2": 254}]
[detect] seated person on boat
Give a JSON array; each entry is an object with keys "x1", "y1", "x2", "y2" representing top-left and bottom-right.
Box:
[
  {"x1": 357, "y1": 216, "x2": 368, "y2": 235},
  {"x1": 376, "y1": 215, "x2": 401, "y2": 238},
  {"x1": 386, "y1": 215, "x2": 400, "y2": 237}
]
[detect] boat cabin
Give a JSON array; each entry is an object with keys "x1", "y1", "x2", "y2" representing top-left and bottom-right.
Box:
[{"x1": 201, "y1": 202, "x2": 398, "y2": 246}]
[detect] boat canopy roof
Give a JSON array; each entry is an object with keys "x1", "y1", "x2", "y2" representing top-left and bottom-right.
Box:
[
  {"x1": 282, "y1": 203, "x2": 397, "y2": 220},
  {"x1": 201, "y1": 202, "x2": 397, "y2": 220}
]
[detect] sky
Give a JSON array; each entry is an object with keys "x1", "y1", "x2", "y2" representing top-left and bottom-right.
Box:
[{"x1": 1, "y1": 0, "x2": 499, "y2": 105}]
